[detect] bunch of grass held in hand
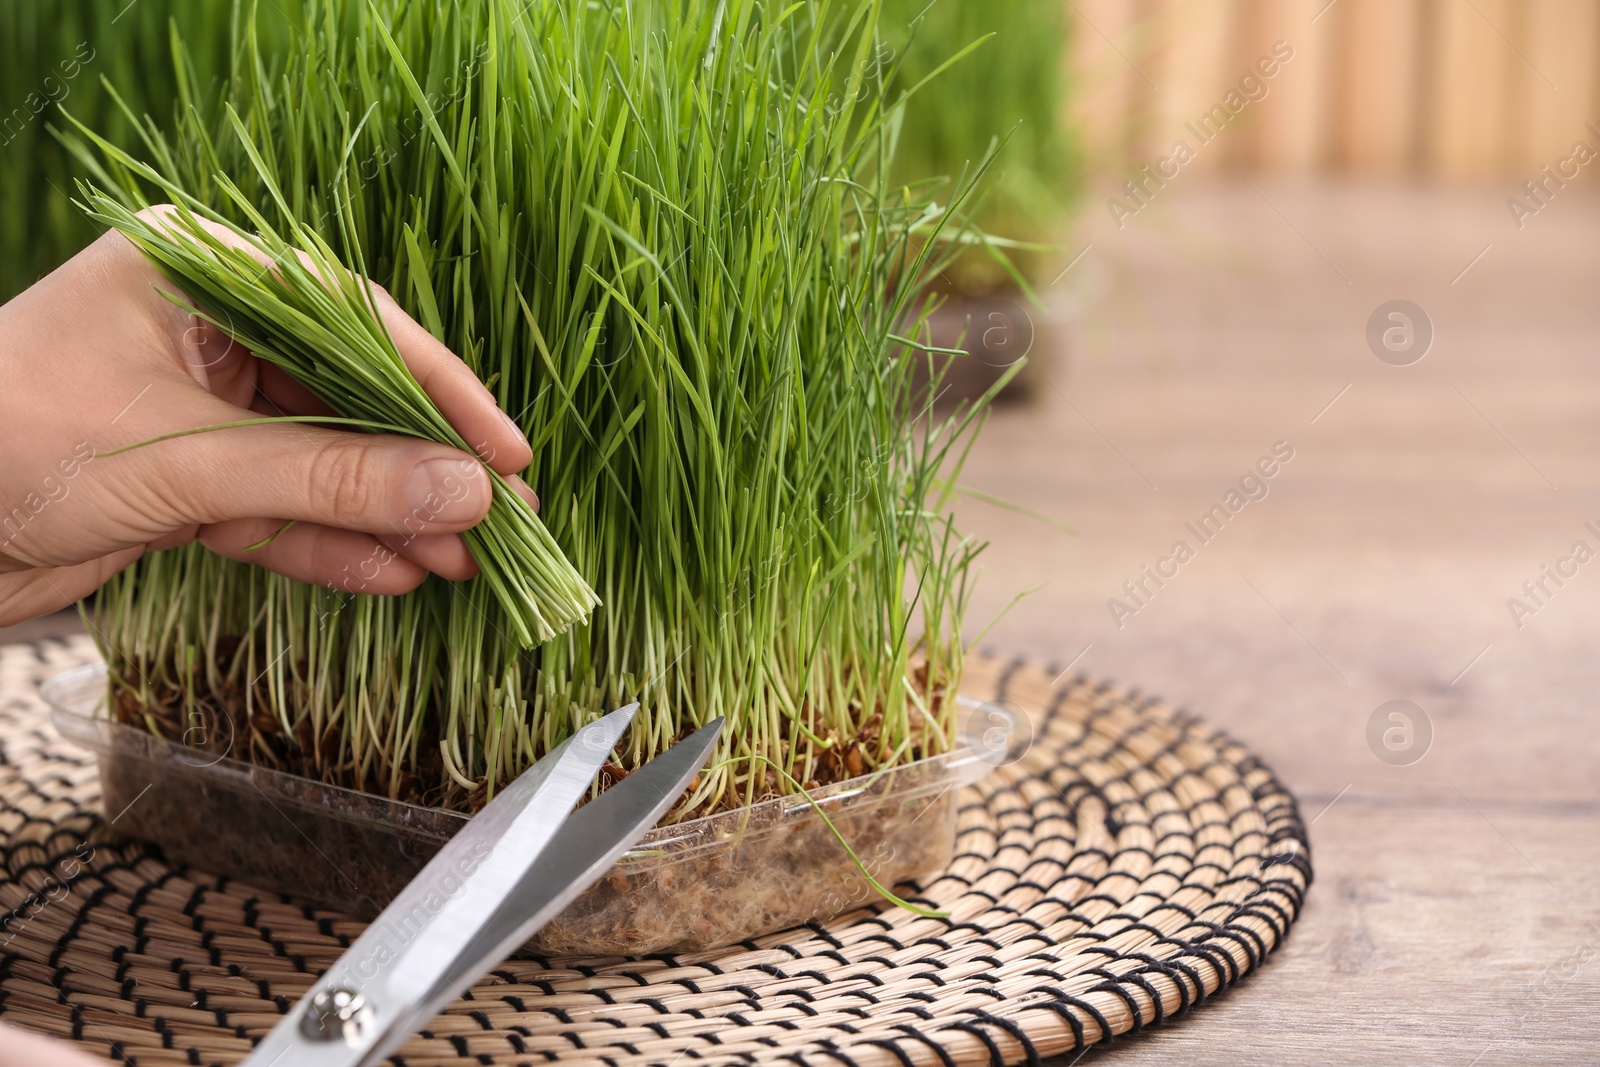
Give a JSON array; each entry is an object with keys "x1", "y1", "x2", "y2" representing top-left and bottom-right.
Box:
[
  {"x1": 70, "y1": 0, "x2": 1015, "y2": 818},
  {"x1": 879, "y1": 0, "x2": 1081, "y2": 294}
]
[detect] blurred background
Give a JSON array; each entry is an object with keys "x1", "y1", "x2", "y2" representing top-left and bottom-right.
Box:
[
  {"x1": 1076, "y1": 0, "x2": 1600, "y2": 176},
  {"x1": 947, "y1": 2, "x2": 1600, "y2": 1064},
  {"x1": 3, "y1": 1, "x2": 1598, "y2": 1062}
]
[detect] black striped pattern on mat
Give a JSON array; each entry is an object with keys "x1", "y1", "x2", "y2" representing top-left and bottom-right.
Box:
[{"x1": 0, "y1": 636, "x2": 1311, "y2": 1066}]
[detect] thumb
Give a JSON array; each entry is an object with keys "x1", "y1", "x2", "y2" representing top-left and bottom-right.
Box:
[{"x1": 145, "y1": 420, "x2": 495, "y2": 537}]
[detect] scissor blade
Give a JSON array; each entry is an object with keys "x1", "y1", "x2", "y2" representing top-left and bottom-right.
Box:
[
  {"x1": 238, "y1": 704, "x2": 638, "y2": 1067},
  {"x1": 438, "y1": 716, "x2": 724, "y2": 993}
]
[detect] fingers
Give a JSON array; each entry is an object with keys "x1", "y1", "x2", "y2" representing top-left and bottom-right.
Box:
[
  {"x1": 378, "y1": 530, "x2": 479, "y2": 582},
  {"x1": 147, "y1": 524, "x2": 201, "y2": 552},
  {"x1": 202, "y1": 520, "x2": 428, "y2": 595},
  {"x1": 170, "y1": 313, "x2": 257, "y2": 406},
  {"x1": 0, "y1": 1021, "x2": 113, "y2": 1067},
  {"x1": 507, "y1": 474, "x2": 540, "y2": 513},
  {"x1": 86, "y1": 366, "x2": 513, "y2": 590},
  {"x1": 0, "y1": 549, "x2": 144, "y2": 628},
  {"x1": 138, "y1": 206, "x2": 532, "y2": 476},
  {"x1": 145, "y1": 416, "x2": 496, "y2": 538},
  {"x1": 366, "y1": 286, "x2": 533, "y2": 475},
  {"x1": 186, "y1": 515, "x2": 474, "y2": 590},
  {"x1": 251, "y1": 362, "x2": 337, "y2": 419}
]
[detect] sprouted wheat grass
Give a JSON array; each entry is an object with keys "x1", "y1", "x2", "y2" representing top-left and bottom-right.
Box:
[{"x1": 72, "y1": 0, "x2": 1012, "y2": 818}]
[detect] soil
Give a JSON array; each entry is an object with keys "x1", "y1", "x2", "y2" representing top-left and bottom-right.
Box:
[
  {"x1": 99, "y1": 728, "x2": 959, "y2": 955},
  {"x1": 100, "y1": 726, "x2": 464, "y2": 920},
  {"x1": 110, "y1": 653, "x2": 954, "y2": 819},
  {"x1": 533, "y1": 761, "x2": 959, "y2": 956},
  {"x1": 110, "y1": 646, "x2": 456, "y2": 812}
]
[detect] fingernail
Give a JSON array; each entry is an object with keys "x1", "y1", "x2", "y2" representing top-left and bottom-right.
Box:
[
  {"x1": 500, "y1": 409, "x2": 528, "y2": 443},
  {"x1": 508, "y1": 474, "x2": 540, "y2": 514},
  {"x1": 405, "y1": 457, "x2": 490, "y2": 525}
]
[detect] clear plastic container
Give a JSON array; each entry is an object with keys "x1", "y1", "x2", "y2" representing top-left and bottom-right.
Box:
[{"x1": 43, "y1": 663, "x2": 990, "y2": 955}]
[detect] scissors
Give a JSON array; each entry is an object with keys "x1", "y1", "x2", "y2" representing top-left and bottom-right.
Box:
[{"x1": 240, "y1": 704, "x2": 723, "y2": 1067}]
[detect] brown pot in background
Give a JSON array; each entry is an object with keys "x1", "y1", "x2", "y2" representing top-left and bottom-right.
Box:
[{"x1": 909, "y1": 286, "x2": 1057, "y2": 407}]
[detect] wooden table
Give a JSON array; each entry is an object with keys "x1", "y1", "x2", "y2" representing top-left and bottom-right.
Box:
[
  {"x1": 951, "y1": 179, "x2": 1600, "y2": 1064},
  {"x1": 5, "y1": 180, "x2": 1597, "y2": 1063}
]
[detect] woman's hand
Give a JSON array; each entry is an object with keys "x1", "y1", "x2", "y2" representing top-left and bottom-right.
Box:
[
  {"x1": 0, "y1": 213, "x2": 534, "y2": 627},
  {"x1": 0, "y1": 1022, "x2": 108, "y2": 1065}
]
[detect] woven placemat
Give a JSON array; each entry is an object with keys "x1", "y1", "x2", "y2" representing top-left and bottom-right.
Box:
[{"x1": 0, "y1": 636, "x2": 1311, "y2": 1066}]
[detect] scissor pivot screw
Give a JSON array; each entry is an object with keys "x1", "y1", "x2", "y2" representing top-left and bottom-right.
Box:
[{"x1": 300, "y1": 986, "x2": 371, "y2": 1043}]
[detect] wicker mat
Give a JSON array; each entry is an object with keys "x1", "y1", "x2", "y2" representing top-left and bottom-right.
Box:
[{"x1": 0, "y1": 636, "x2": 1311, "y2": 1066}]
